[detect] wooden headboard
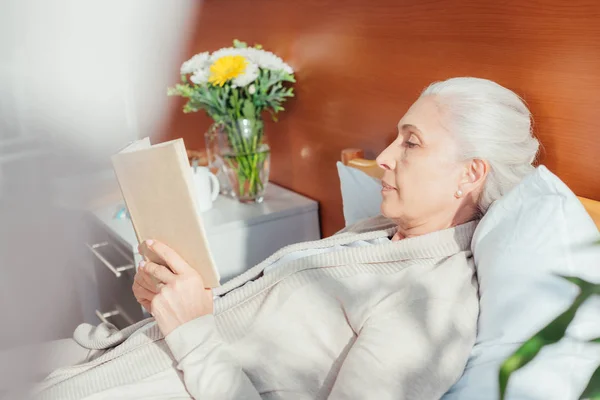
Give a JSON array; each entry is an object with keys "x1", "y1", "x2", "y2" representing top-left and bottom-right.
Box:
[
  {"x1": 342, "y1": 149, "x2": 600, "y2": 230},
  {"x1": 163, "y1": 0, "x2": 600, "y2": 236}
]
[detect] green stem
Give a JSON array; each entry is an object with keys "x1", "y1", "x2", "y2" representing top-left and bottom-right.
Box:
[
  {"x1": 218, "y1": 117, "x2": 266, "y2": 199},
  {"x1": 224, "y1": 122, "x2": 252, "y2": 181},
  {"x1": 247, "y1": 135, "x2": 259, "y2": 194}
]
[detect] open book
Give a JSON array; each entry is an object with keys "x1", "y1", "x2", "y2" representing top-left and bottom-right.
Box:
[{"x1": 111, "y1": 137, "x2": 220, "y2": 288}]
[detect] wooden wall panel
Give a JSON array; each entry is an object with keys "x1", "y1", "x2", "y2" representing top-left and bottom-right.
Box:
[{"x1": 162, "y1": 0, "x2": 600, "y2": 237}]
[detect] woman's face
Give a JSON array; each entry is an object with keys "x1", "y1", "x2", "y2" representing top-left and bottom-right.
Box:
[{"x1": 376, "y1": 96, "x2": 469, "y2": 229}]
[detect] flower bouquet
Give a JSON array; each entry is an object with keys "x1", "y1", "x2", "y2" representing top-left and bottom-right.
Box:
[{"x1": 168, "y1": 40, "x2": 295, "y2": 203}]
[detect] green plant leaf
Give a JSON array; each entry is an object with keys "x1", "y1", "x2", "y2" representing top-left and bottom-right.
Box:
[
  {"x1": 559, "y1": 275, "x2": 600, "y2": 295},
  {"x1": 499, "y1": 285, "x2": 595, "y2": 400},
  {"x1": 579, "y1": 364, "x2": 600, "y2": 399},
  {"x1": 499, "y1": 336, "x2": 545, "y2": 399},
  {"x1": 561, "y1": 276, "x2": 592, "y2": 288},
  {"x1": 242, "y1": 99, "x2": 256, "y2": 120},
  {"x1": 233, "y1": 39, "x2": 247, "y2": 48},
  {"x1": 591, "y1": 337, "x2": 600, "y2": 344}
]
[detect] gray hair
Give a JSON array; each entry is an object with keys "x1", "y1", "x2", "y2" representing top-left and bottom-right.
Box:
[{"x1": 421, "y1": 77, "x2": 539, "y2": 213}]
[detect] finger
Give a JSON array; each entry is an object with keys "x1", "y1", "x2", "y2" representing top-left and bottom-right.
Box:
[
  {"x1": 132, "y1": 280, "x2": 155, "y2": 302},
  {"x1": 143, "y1": 261, "x2": 176, "y2": 284},
  {"x1": 139, "y1": 299, "x2": 152, "y2": 314},
  {"x1": 146, "y1": 240, "x2": 193, "y2": 275},
  {"x1": 135, "y1": 268, "x2": 160, "y2": 294},
  {"x1": 135, "y1": 268, "x2": 156, "y2": 291}
]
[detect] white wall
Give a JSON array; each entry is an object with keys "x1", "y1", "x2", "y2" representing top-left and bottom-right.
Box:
[
  {"x1": 1, "y1": 0, "x2": 198, "y2": 155},
  {"x1": 0, "y1": 0, "x2": 200, "y2": 392}
]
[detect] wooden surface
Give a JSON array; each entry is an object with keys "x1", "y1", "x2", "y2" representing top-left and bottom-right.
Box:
[
  {"x1": 579, "y1": 197, "x2": 600, "y2": 230},
  {"x1": 162, "y1": 0, "x2": 600, "y2": 236},
  {"x1": 344, "y1": 152, "x2": 600, "y2": 230}
]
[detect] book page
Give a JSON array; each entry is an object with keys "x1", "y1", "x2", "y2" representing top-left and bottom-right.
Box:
[
  {"x1": 119, "y1": 137, "x2": 151, "y2": 153},
  {"x1": 111, "y1": 138, "x2": 220, "y2": 287}
]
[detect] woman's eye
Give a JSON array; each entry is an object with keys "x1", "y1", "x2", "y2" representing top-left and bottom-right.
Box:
[{"x1": 406, "y1": 141, "x2": 418, "y2": 148}]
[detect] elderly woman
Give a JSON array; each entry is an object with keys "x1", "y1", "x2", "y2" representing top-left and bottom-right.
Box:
[{"x1": 33, "y1": 77, "x2": 539, "y2": 400}]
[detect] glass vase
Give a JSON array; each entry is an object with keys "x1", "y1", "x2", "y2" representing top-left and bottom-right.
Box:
[
  {"x1": 204, "y1": 123, "x2": 233, "y2": 198},
  {"x1": 213, "y1": 118, "x2": 270, "y2": 203}
]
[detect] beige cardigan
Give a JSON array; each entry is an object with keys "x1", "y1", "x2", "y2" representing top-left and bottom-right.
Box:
[{"x1": 34, "y1": 216, "x2": 479, "y2": 400}]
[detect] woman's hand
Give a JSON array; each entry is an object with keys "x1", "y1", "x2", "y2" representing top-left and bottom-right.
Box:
[
  {"x1": 132, "y1": 240, "x2": 214, "y2": 336},
  {"x1": 132, "y1": 264, "x2": 158, "y2": 313}
]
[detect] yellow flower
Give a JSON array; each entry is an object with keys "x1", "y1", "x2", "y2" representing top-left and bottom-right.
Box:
[{"x1": 208, "y1": 55, "x2": 248, "y2": 87}]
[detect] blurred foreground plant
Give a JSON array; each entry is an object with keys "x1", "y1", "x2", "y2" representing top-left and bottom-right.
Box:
[{"x1": 499, "y1": 269, "x2": 600, "y2": 399}]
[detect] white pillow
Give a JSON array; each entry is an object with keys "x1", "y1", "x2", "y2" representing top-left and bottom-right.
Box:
[
  {"x1": 443, "y1": 166, "x2": 600, "y2": 400},
  {"x1": 336, "y1": 162, "x2": 382, "y2": 226}
]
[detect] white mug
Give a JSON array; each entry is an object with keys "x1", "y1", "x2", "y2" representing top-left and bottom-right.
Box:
[{"x1": 192, "y1": 166, "x2": 220, "y2": 212}]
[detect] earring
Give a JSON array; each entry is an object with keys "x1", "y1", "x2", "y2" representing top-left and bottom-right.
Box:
[{"x1": 455, "y1": 189, "x2": 463, "y2": 198}]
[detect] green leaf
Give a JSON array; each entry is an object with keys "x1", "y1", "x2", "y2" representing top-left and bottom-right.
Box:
[
  {"x1": 591, "y1": 337, "x2": 600, "y2": 344},
  {"x1": 242, "y1": 100, "x2": 256, "y2": 120},
  {"x1": 561, "y1": 275, "x2": 592, "y2": 288},
  {"x1": 579, "y1": 364, "x2": 600, "y2": 399},
  {"x1": 233, "y1": 39, "x2": 247, "y2": 48},
  {"x1": 499, "y1": 286, "x2": 595, "y2": 399},
  {"x1": 559, "y1": 275, "x2": 600, "y2": 295},
  {"x1": 183, "y1": 103, "x2": 198, "y2": 113},
  {"x1": 499, "y1": 336, "x2": 545, "y2": 400},
  {"x1": 282, "y1": 72, "x2": 296, "y2": 83}
]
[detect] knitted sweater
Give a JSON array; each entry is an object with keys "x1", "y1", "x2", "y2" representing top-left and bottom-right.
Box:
[{"x1": 34, "y1": 216, "x2": 479, "y2": 400}]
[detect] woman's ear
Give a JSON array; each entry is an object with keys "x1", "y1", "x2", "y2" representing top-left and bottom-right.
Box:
[{"x1": 459, "y1": 158, "x2": 489, "y2": 196}]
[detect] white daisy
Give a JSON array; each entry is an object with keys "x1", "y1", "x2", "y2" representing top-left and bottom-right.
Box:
[
  {"x1": 190, "y1": 68, "x2": 209, "y2": 84},
  {"x1": 209, "y1": 47, "x2": 244, "y2": 63},
  {"x1": 210, "y1": 47, "x2": 294, "y2": 74},
  {"x1": 232, "y1": 61, "x2": 259, "y2": 87},
  {"x1": 180, "y1": 52, "x2": 210, "y2": 74},
  {"x1": 244, "y1": 48, "x2": 294, "y2": 74}
]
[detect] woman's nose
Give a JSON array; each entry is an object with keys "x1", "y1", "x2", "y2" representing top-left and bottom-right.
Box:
[{"x1": 376, "y1": 148, "x2": 395, "y2": 171}]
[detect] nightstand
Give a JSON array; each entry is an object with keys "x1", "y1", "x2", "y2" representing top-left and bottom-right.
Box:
[{"x1": 84, "y1": 183, "x2": 320, "y2": 329}]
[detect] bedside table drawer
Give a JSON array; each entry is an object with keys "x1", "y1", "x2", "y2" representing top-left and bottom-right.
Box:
[
  {"x1": 89, "y1": 183, "x2": 320, "y2": 290},
  {"x1": 86, "y1": 236, "x2": 143, "y2": 329}
]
